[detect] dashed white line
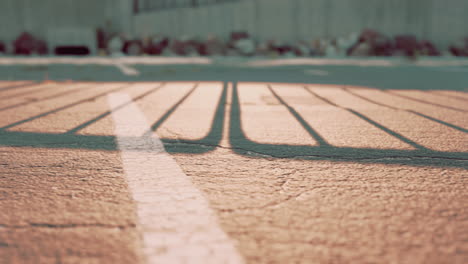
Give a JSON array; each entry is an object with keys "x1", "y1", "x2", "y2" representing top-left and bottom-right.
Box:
[
  {"x1": 304, "y1": 69, "x2": 330, "y2": 76},
  {"x1": 114, "y1": 62, "x2": 140, "y2": 76},
  {"x1": 431, "y1": 66, "x2": 468, "y2": 72},
  {"x1": 108, "y1": 93, "x2": 244, "y2": 264}
]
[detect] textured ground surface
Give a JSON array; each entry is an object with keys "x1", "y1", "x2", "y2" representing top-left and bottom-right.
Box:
[{"x1": 0, "y1": 62, "x2": 467, "y2": 263}]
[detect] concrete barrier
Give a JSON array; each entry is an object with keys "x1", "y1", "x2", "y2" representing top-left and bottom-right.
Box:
[{"x1": 133, "y1": 0, "x2": 468, "y2": 49}]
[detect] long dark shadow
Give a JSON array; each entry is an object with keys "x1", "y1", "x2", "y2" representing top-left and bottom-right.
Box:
[
  {"x1": 154, "y1": 82, "x2": 228, "y2": 154},
  {"x1": 409, "y1": 110, "x2": 468, "y2": 133},
  {"x1": 342, "y1": 87, "x2": 399, "y2": 110},
  {"x1": 0, "y1": 81, "x2": 465, "y2": 168},
  {"x1": 67, "y1": 83, "x2": 166, "y2": 134},
  {"x1": 385, "y1": 90, "x2": 467, "y2": 113},
  {"x1": 0, "y1": 82, "x2": 38, "y2": 92},
  {"x1": 431, "y1": 91, "x2": 468, "y2": 102},
  {"x1": 304, "y1": 87, "x2": 427, "y2": 150},
  {"x1": 228, "y1": 82, "x2": 468, "y2": 168},
  {"x1": 0, "y1": 130, "x2": 117, "y2": 150},
  {"x1": 0, "y1": 84, "x2": 94, "y2": 112},
  {"x1": 267, "y1": 85, "x2": 330, "y2": 147},
  {"x1": 0, "y1": 83, "x2": 57, "y2": 101},
  {"x1": 0, "y1": 84, "x2": 131, "y2": 130},
  {"x1": 343, "y1": 88, "x2": 468, "y2": 133},
  {"x1": 146, "y1": 83, "x2": 199, "y2": 135}
]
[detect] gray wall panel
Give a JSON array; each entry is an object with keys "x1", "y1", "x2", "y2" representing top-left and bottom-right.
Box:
[
  {"x1": 133, "y1": 0, "x2": 467, "y2": 48},
  {"x1": 0, "y1": 0, "x2": 132, "y2": 44},
  {"x1": 1, "y1": 0, "x2": 466, "y2": 50}
]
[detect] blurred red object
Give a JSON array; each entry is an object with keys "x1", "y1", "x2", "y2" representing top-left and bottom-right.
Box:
[
  {"x1": 123, "y1": 39, "x2": 144, "y2": 55},
  {"x1": 419, "y1": 40, "x2": 440, "y2": 56},
  {"x1": 230, "y1": 31, "x2": 250, "y2": 42},
  {"x1": 0, "y1": 41, "x2": 5, "y2": 53},
  {"x1": 145, "y1": 36, "x2": 169, "y2": 55},
  {"x1": 394, "y1": 35, "x2": 421, "y2": 56},
  {"x1": 358, "y1": 29, "x2": 382, "y2": 44},
  {"x1": 348, "y1": 29, "x2": 394, "y2": 56},
  {"x1": 170, "y1": 37, "x2": 200, "y2": 56},
  {"x1": 14, "y1": 32, "x2": 48, "y2": 55},
  {"x1": 449, "y1": 37, "x2": 468, "y2": 57}
]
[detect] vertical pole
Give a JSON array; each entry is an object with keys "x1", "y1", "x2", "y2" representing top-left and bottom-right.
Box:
[
  {"x1": 293, "y1": 0, "x2": 299, "y2": 41},
  {"x1": 133, "y1": 0, "x2": 139, "y2": 14},
  {"x1": 254, "y1": 0, "x2": 260, "y2": 41}
]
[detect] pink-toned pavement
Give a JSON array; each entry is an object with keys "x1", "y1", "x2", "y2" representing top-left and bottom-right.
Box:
[{"x1": 0, "y1": 79, "x2": 467, "y2": 264}]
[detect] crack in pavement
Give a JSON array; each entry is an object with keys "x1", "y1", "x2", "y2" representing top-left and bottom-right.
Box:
[{"x1": 219, "y1": 192, "x2": 310, "y2": 213}]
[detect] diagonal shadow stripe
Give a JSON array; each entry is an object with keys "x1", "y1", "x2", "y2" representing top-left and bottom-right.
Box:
[
  {"x1": 0, "y1": 84, "x2": 131, "y2": 130},
  {"x1": 385, "y1": 90, "x2": 468, "y2": 113},
  {"x1": 267, "y1": 85, "x2": 330, "y2": 147},
  {"x1": 0, "y1": 82, "x2": 38, "y2": 92},
  {"x1": 228, "y1": 82, "x2": 468, "y2": 167},
  {"x1": 0, "y1": 81, "x2": 466, "y2": 169},
  {"x1": 408, "y1": 110, "x2": 468, "y2": 133},
  {"x1": 67, "y1": 83, "x2": 166, "y2": 134},
  {"x1": 153, "y1": 82, "x2": 228, "y2": 154},
  {"x1": 304, "y1": 87, "x2": 427, "y2": 150},
  {"x1": 0, "y1": 83, "x2": 57, "y2": 101},
  {"x1": 145, "y1": 83, "x2": 199, "y2": 135},
  {"x1": 430, "y1": 91, "x2": 468, "y2": 102},
  {"x1": 0, "y1": 83, "x2": 94, "y2": 112},
  {"x1": 343, "y1": 88, "x2": 468, "y2": 133}
]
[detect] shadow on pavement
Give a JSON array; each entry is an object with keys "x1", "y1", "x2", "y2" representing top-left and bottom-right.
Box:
[
  {"x1": 0, "y1": 81, "x2": 466, "y2": 169},
  {"x1": 384, "y1": 90, "x2": 468, "y2": 113},
  {"x1": 0, "y1": 83, "x2": 95, "y2": 112},
  {"x1": 344, "y1": 88, "x2": 468, "y2": 133},
  {"x1": 0, "y1": 81, "x2": 37, "y2": 92},
  {"x1": 228, "y1": 82, "x2": 467, "y2": 168},
  {"x1": 154, "y1": 82, "x2": 228, "y2": 154}
]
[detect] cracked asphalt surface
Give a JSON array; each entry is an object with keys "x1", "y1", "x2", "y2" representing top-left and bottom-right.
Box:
[{"x1": 0, "y1": 62, "x2": 467, "y2": 264}]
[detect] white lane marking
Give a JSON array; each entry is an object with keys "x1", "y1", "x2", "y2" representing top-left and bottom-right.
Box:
[
  {"x1": 430, "y1": 67, "x2": 468, "y2": 72},
  {"x1": 114, "y1": 62, "x2": 140, "y2": 76},
  {"x1": 248, "y1": 58, "x2": 397, "y2": 67},
  {"x1": 108, "y1": 93, "x2": 244, "y2": 264},
  {"x1": 0, "y1": 57, "x2": 212, "y2": 65},
  {"x1": 304, "y1": 69, "x2": 330, "y2": 76}
]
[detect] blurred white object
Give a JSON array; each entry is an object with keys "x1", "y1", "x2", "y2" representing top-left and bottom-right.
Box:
[
  {"x1": 324, "y1": 40, "x2": 339, "y2": 57},
  {"x1": 234, "y1": 38, "x2": 255, "y2": 55},
  {"x1": 349, "y1": 42, "x2": 372, "y2": 57},
  {"x1": 108, "y1": 36, "x2": 124, "y2": 56},
  {"x1": 337, "y1": 33, "x2": 358, "y2": 56},
  {"x1": 295, "y1": 41, "x2": 310, "y2": 56}
]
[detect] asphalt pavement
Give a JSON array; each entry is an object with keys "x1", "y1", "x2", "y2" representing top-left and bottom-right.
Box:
[{"x1": 0, "y1": 58, "x2": 467, "y2": 264}]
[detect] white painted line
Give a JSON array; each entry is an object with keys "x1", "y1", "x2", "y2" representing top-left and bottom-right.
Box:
[
  {"x1": 430, "y1": 66, "x2": 468, "y2": 72},
  {"x1": 304, "y1": 69, "x2": 330, "y2": 76},
  {"x1": 0, "y1": 57, "x2": 213, "y2": 65},
  {"x1": 248, "y1": 58, "x2": 398, "y2": 67},
  {"x1": 108, "y1": 93, "x2": 244, "y2": 264},
  {"x1": 114, "y1": 62, "x2": 140, "y2": 76}
]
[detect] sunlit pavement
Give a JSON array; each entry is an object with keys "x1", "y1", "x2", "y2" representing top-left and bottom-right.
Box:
[{"x1": 0, "y1": 60, "x2": 467, "y2": 263}]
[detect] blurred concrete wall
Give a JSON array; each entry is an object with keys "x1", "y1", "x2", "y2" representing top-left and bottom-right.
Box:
[
  {"x1": 1, "y1": 0, "x2": 465, "y2": 50},
  {"x1": 133, "y1": 0, "x2": 468, "y2": 48},
  {"x1": 0, "y1": 0, "x2": 133, "y2": 43}
]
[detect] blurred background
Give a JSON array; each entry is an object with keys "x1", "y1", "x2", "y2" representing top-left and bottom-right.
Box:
[{"x1": 0, "y1": 0, "x2": 467, "y2": 58}]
